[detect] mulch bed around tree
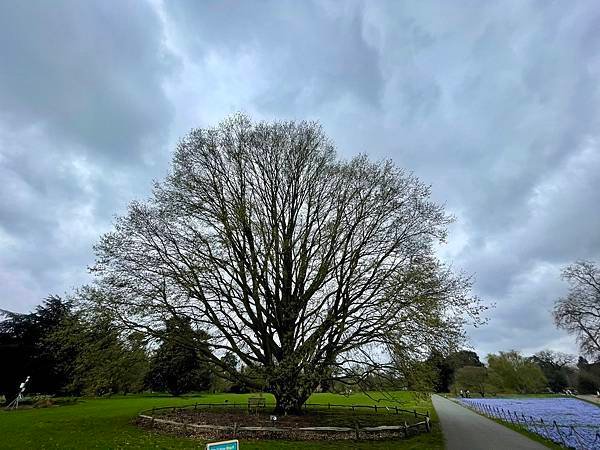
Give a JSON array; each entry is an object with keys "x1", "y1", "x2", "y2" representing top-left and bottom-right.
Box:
[{"x1": 137, "y1": 407, "x2": 424, "y2": 441}]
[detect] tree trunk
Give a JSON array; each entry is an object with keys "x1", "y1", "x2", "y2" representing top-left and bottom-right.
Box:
[
  {"x1": 272, "y1": 381, "x2": 310, "y2": 415},
  {"x1": 269, "y1": 359, "x2": 316, "y2": 415}
]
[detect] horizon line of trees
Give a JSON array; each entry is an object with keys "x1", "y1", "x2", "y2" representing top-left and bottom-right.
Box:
[
  {"x1": 2, "y1": 294, "x2": 600, "y2": 404},
  {"x1": 0, "y1": 294, "x2": 220, "y2": 402},
  {"x1": 425, "y1": 348, "x2": 600, "y2": 396}
]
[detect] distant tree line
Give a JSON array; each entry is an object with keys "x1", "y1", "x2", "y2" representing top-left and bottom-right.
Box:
[
  {"x1": 0, "y1": 292, "x2": 220, "y2": 402},
  {"x1": 3, "y1": 262, "x2": 599, "y2": 403},
  {"x1": 420, "y1": 348, "x2": 600, "y2": 396},
  {"x1": 3, "y1": 292, "x2": 600, "y2": 404}
]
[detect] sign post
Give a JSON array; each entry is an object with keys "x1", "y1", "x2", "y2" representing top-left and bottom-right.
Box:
[{"x1": 206, "y1": 439, "x2": 239, "y2": 450}]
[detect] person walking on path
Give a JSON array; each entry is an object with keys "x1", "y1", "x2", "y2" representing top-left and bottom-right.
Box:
[{"x1": 431, "y1": 395, "x2": 548, "y2": 450}]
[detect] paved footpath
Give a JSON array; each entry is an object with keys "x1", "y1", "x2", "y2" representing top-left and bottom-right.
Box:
[
  {"x1": 431, "y1": 395, "x2": 548, "y2": 450},
  {"x1": 577, "y1": 394, "x2": 600, "y2": 405}
]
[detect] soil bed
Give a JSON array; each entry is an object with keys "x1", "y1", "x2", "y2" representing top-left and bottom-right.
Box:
[{"x1": 139, "y1": 407, "x2": 428, "y2": 441}]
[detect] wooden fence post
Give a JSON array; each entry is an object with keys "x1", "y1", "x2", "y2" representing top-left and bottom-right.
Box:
[{"x1": 553, "y1": 421, "x2": 568, "y2": 447}]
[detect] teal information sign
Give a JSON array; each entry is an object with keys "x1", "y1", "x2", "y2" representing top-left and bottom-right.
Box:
[{"x1": 206, "y1": 439, "x2": 239, "y2": 450}]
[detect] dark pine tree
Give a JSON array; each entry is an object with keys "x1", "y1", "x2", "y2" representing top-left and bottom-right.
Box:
[
  {"x1": 0, "y1": 296, "x2": 74, "y2": 401},
  {"x1": 146, "y1": 317, "x2": 213, "y2": 396}
]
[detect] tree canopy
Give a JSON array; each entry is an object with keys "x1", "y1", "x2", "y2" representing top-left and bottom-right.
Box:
[
  {"x1": 1, "y1": 293, "x2": 153, "y2": 400},
  {"x1": 91, "y1": 114, "x2": 484, "y2": 413},
  {"x1": 487, "y1": 351, "x2": 547, "y2": 394},
  {"x1": 453, "y1": 366, "x2": 488, "y2": 396},
  {"x1": 146, "y1": 317, "x2": 213, "y2": 396},
  {"x1": 531, "y1": 350, "x2": 575, "y2": 393},
  {"x1": 577, "y1": 357, "x2": 600, "y2": 394},
  {"x1": 428, "y1": 349, "x2": 483, "y2": 392},
  {"x1": 50, "y1": 307, "x2": 149, "y2": 396},
  {"x1": 554, "y1": 260, "x2": 600, "y2": 358},
  {"x1": 0, "y1": 296, "x2": 74, "y2": 399}
]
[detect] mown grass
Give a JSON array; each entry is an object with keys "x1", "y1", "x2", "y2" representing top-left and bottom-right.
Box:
[{"x1": 0, "y1": 391, "x2": 443, "y2": 449}]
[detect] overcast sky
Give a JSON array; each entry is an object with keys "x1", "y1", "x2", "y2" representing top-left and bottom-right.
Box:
[{"x1": 1, "y1": 0, "x2": 598, "y2": 358}]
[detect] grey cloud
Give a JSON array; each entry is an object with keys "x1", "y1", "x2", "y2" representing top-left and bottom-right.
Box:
[
  {"x1": 0, "y1": 0, "x2": 175, "y2": 164},
  {"x1": 0, "y1": 1, "x2": 176, "y2": 312},
  {"x1": 0, "y1": 124, "x2": 128, "y2": 312},
  {"x1": 163, "y1": 0, "x2": 383, "y2": 113},
  {"x1": 1, "y1": 0, "x2": 598, "y2": 357}
]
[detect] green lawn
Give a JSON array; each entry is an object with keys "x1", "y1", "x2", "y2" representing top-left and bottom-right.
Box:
[{"x1": 0, "y1": 392, "x2": 444, "y2": 449}]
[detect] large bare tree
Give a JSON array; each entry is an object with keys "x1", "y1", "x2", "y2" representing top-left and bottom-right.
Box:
[
  {"x1": 92, "y1": 114, "x2": 484, "y2": 413},
  {"x1": 554, "y1": 261, "x2": 600, "y2": 358}
]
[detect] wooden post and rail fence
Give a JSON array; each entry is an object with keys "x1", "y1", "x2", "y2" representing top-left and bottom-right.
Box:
[{"x1": 138, "y1": 399, "x2": 432, "y2": 439}]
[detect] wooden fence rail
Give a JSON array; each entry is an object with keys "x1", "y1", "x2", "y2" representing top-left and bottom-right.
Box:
[
  {"x1": 142, "y1": 401, "x2": 430, "y2": 418},
  {"x1": 138, "y1": 412, "x2": 431, "y2": 438}
]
